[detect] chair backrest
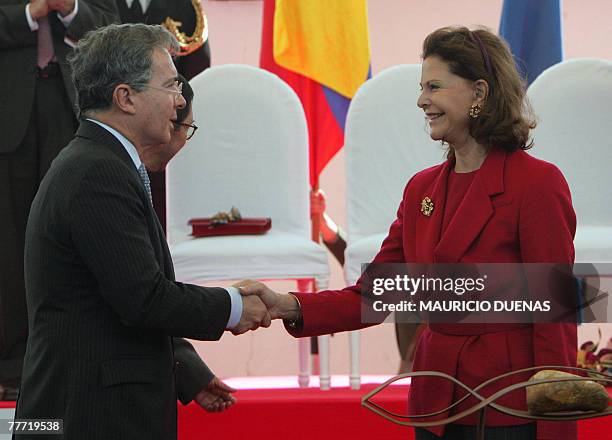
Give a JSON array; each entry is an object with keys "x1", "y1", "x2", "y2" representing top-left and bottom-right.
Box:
[
  {"x1": 166, "y1": 64, "x2": 311, "y2": 245},
  {"x1": 527, "y1": 59, "x2": 612, "y2": 226},
  {"x1": 345, "y1": 64, "x2": 443, "y2": 243}
]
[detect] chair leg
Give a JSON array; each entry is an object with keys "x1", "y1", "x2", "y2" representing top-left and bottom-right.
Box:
[
  {"x1": 349, "y1": 330, "x2": 360, "y2": 389},
  {"x1": 317, "y1": 335, "x2": 330, "y2": 390},
  {"x1": 298, "y1": 338, "x2": 311, "y2": 388},
  {"x1": 296, "y1": 278, "x2": 315, "y2": 388},
  {"x1": 296, "y1": 278, "x2": 331, "y2": 390}
]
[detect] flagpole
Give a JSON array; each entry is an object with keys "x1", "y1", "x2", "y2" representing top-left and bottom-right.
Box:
[{"x1": 310, "y1": 184, "x2": 321, "y2": 375}]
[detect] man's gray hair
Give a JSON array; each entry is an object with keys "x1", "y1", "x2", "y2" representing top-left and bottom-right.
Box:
[{"x1": 69, "y1": 23, "x2": 179, "y2": 116}]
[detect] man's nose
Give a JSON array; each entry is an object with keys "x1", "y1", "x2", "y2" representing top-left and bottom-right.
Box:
[{"x1": 176, "y1": 93, "x2": 186, "y2": 109}]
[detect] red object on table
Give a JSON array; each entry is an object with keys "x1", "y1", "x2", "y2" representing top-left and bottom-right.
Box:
[{"x1": 188, "y1": 218, "x2": 271, "y2": 237}]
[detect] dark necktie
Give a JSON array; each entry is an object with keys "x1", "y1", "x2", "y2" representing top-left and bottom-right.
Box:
[
  {"x1": 130, "y1": 0, "x2": 145, "y2": 22},
  {"x1": 138, "y1": 164, "x2": 153, "y2": 205}
]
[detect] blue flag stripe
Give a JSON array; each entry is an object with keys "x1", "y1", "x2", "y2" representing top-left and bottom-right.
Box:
[{"x1": 499, "y1": 0, "x2": 563, "y2": 85}]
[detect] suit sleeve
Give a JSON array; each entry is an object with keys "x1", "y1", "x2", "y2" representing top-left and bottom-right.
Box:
[
  {"x1": 286, "y1": 178, "x2": 412, "y2": 337},
  {"x1": 0, "y1": 5, "x2": 37, "y2": 49},
  {"x1": 69, "y1": 158, "x2": 231, "y2": 340},
  {"x1": 173, "y1": 337, "x2": 215, "y2": 405},
  {"x1": 64, "y1": 0, "x2": 119, "y2": 40},
  {"x1": 519, "y1": 163, "x2": 577, "y2": 440}
]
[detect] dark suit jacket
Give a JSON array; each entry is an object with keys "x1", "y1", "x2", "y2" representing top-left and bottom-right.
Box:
[
  {"x1": 15, "y1": 120, "x2": 231, "y2": 440},
  {"x1": 116, "y1": 0, "x2": 211, "y2": 80},
  {"x1": 0, "y1": 0, "x2": 118, "y2": 153},
  {"x1": 287, "y1": 149, "x2": 577, "y2": 440}
]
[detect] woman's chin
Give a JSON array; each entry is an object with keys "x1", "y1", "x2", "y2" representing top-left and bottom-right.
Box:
[{"x1": 429, "y1": 131, "x2": 443, "y2": 142}]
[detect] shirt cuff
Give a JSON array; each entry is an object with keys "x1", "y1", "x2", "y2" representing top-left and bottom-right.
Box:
[
  {"x1": 57, "y1": 0, "x2": 79, "y2": 27},
  {"x1": 25, "y1": 4, "x2": 38, "y2": 31},
  {"x1": 225, "y1": 287, "x2": 243, "y2": 329}
]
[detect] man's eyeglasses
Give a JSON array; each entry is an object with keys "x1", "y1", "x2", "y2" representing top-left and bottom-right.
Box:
[
  {"x1": 132, "y1": 80, "x2": 183, "y2": 99},
  {"x1": 174, "y1": 121, "x2": 198, "y2": 140}
]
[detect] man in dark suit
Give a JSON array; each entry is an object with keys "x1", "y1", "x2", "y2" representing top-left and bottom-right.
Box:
[
  {"x1": 116, "y1": 0, "x2": 212, "y2": 231},
  {"x1": 0, "y1": 0, "x2": 118, "y2": 399},
  {"x1": 14, "y1": 23, "x2": 270, "y2": 439}
]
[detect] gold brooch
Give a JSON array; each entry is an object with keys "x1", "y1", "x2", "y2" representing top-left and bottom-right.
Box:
[{"x1": 421, "y1": 197, "x2": 434, "y2": 217}]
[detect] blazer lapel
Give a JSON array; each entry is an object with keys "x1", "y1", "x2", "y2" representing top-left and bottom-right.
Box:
[
  {"x1": 136, "y1": 184, "x2": 175, "y2": 280},
  {"x1": 434, "y1": 149, "x2": 506, "y2": 262},
  {"x1": 415, "y1": 159, "x2": 452, "y2": 262}
]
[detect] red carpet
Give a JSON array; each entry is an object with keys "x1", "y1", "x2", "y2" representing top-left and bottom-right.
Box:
[
  {"x1": 177, "y1": 382, "x2": 611, "y2": 440},
  {"x1": 1, "y1": 382, "x2": 610, "y2": 439},
  {"x1": 179, "y1": 381, "x2": 411, "y2": 440}
]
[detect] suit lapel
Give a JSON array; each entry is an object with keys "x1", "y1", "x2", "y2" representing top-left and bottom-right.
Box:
[
  {"x1": 137, "y1": 187, "x2": 175, "y2": 280},
  {"x1": 48, "y1": 10, "x2": 65, "y2": 45},
  {"x1": 415, "y1": 159, "x2": 452, "y2": 262},
  {"x1": 434, "y1": 174, "x2": 493, "y2": 262},
  {"x1": 434, "y1": 149, "x2": 506, "y2": 262}
]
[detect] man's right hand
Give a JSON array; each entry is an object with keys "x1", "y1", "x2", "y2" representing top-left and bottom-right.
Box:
[
  {"x1": 231, "y1": 294, "x2": 271, "y2": 335},
  {"x1": 29, "y1": 0, "x2": 49, "y2": 20}
]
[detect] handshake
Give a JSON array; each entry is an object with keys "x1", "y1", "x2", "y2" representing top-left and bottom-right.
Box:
[{"x1": 229, "y1": 280, "x2": 302, "y2": 335}]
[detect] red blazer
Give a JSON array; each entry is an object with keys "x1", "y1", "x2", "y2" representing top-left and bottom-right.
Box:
[{"x1": 288, "y1": 148, "x2": 577, "y2": 439}]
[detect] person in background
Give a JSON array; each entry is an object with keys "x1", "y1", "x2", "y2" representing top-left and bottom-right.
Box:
[
  {"x1": 140, "y1": 74, "x2": 198, "y2": 172},
  {"x1": 241, "y1": 26, "x2": 577, "y2": 440},
  {"x1": 0, "y1": 0, "x2": 118, "y2": 401},
  {"x1": 116, "y1": 0, "x2": 212, "y2": 231}
]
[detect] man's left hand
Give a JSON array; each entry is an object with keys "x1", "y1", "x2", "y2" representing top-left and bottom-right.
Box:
[{"x1": 194, "y1": 377, "x2": 237, "y2": 413}]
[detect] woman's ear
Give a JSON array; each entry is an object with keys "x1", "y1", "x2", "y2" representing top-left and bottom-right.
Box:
[{"x1": 473, "y1": 79, "x2": 489, "y2": 105}]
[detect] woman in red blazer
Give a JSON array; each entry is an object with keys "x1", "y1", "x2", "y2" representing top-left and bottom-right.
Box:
[{"x1": 241, "y1": 26, "x2": 577, "y2": 440}]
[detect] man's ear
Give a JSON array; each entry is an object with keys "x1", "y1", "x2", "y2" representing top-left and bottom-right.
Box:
[
  {"x1": 473, "y1": 79, "x2": 489, "y2": 105},
  {"x1": 113, "y1": 84, "x2": 137, "y2": 115}
]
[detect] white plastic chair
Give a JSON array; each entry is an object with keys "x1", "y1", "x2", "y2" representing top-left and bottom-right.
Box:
[
  {"x1": 166, "y1": 64, "x2": 330, "y2": 388},
  {"x1": 342, "y1": 64, "x2": 443, "y2": 389},
  {"x1": 528, "y1": 59, "x2": 612, "y2": 270}
]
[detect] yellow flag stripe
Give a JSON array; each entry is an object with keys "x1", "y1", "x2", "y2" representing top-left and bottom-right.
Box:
[{"x1": 273, "y1": 0, "x2": 370, "y2": 99}]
